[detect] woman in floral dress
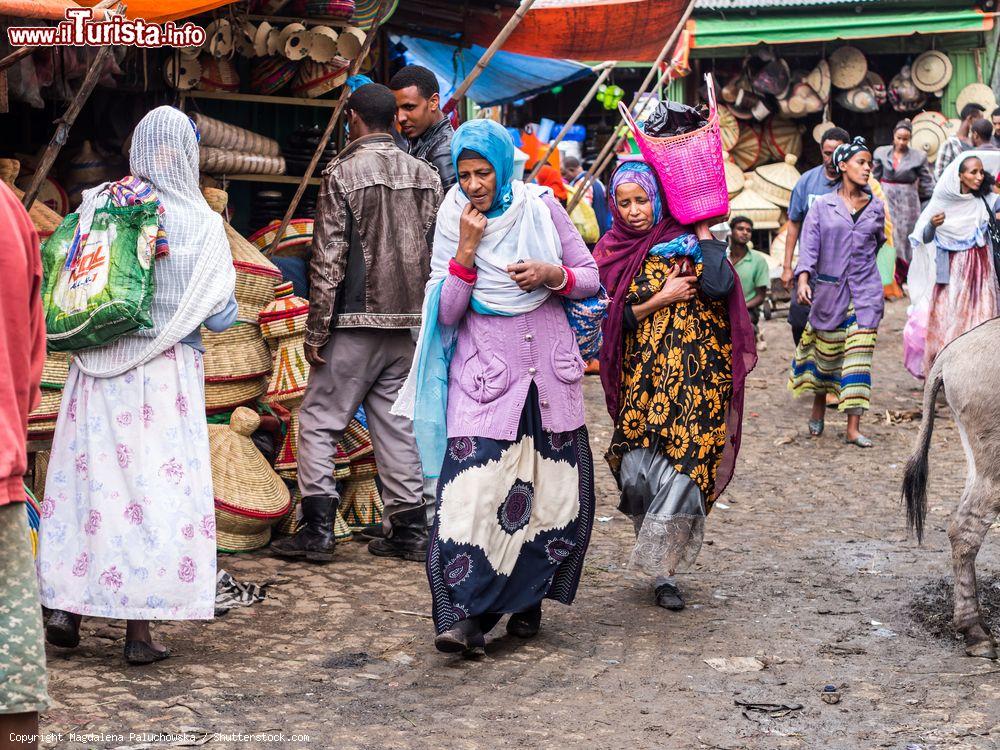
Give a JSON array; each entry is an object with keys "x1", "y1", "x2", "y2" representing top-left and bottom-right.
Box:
[
  {"x1": 595, "y1": 162, "x2": 755, "y2": 612},
  {"x1": 37, "y1": 107, "x2": 236, "y2": 664}
]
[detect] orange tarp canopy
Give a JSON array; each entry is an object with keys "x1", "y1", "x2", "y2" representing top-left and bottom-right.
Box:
[
  {"x1": 0, "y1": 1, "x2": 108, "y2": 20},
  {"x1": 465, "y1": 0, "x2": 689, "y2": 62},
  {"x1": 76, "y1": 0, "x2": 236, "y2": 22}
]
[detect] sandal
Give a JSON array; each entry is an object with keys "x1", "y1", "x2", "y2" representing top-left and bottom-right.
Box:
[
  {"x1": 808, "y1": 419, "x2": 824, "y2": 437},
  {"x1": 845, "y1": 434, "x2": 873, "y2": 448},
  {"x1": 124, "y1": 640, "x2": 171, "y2": 665}
]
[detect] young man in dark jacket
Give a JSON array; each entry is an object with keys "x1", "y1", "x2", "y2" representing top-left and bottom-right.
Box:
[
  {"x1": 389, "y1": 64, "x2": 456, "y2": 192},
  {"x1": 272, "y1": 84, "x2": 442, "y2": 563}
]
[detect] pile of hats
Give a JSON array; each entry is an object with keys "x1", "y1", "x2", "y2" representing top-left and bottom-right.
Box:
[
  {"x1": 210, "y1": 406, "x2": 292, "y2": 552},
  {"x1": 249, "y1": 218, "x2": 315, "y2": 258},
  {"x1": 246, "y1": 190, "x2": 318, "y2": 234},
  {"x1": 201, "y1": 188, "x2": 280, "y2": 413},
  {"x1": 725, "y1": 151, "x2": 802, "y2": 233},
  {"x1": 283, "y1": 125, "x2": 338, "y2": 176}
]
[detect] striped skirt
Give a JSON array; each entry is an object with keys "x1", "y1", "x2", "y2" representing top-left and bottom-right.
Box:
[{"x1": 788, "y1": 312, "x2": 877, "y2": 413}]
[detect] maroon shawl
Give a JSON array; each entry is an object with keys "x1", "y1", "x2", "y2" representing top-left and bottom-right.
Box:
[{"x1": 595, "y1": 162, "x2": 757, "y2": 499}]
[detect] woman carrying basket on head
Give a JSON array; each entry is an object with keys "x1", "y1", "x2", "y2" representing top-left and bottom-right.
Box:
[
  {"x1": 37, "y1": 106, "x2": 237, "y2": 665},
  {"x1": 594, "y1": 161, "x2": 756, "y2": 612}
]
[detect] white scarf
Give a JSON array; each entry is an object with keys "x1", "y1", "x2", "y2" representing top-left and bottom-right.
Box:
[
  {"x1": 74, "y1": 106, "x2": 235, "y2": 378},
  {"x1": 392, "y1": 180, "x2": 563, "y2": 420}
]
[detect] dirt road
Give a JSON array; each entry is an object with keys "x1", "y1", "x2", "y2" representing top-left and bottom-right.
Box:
[{"x1": 41, "y1": 301, "x2": 1000, "y2": 749}]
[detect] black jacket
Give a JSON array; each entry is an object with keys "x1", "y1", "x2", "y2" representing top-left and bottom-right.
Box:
[{"x1": 407, "y1": 117, "x2": 456, "y2": 192}]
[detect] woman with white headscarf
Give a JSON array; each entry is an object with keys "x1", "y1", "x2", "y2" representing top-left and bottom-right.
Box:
[
  {"x1": 908, "y1": 153, "x2": 1000, "y2": 377},
  {"x1": 37, "y1": 106, "x2": 236, "y2": 664}
]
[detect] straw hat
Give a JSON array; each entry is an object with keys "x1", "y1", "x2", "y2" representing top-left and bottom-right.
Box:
[
  {"x1": 259, "y1": 281, "x2": 311, "y2": 404},
  {"x1": 210, "y1": 407, "x2": 291, "y2": 551},
  {"x1": 204, "y1": 376, "x2": 269, "y2": 413},
  {"x1": 727, "y1": 186, "x2": 781, "y2": 229},
  {"x1": 291, "y1": 58, "x2": 350, "y2": 98},
  {"x1": 163, "y1": 55, "x2": 202, "y2": 90},
  {"x1": 253, "y1": 21, "x2": 273, "y2": 57},
  {"x1": 829, "y1": 46, "x2": 867, "y2": 89},
  {"x1": 805, "y1": 59, "x2": 831, "y2": 103},
  {"x1": 911, "y1": 50, "x2": 953, "y2": 96},
  {"x1": 754, "y1": 155, "x2": 801, "y2": 208},
  {"x1": 0, "y1": 159, "x2": 63, "y2": 238},
  {"x1": 197, "y1": 56, "x2": 239, "y2": 93},
  {"x1": 723, "y1": 152, "x2": 744, "y2": 199},
  {"x1": 203, "y1": 19, "x2": 234, "y2": 58},
  {"x1": 956, "y1": 83, "x2": 997, "y2": 118},
  {"x1": 911, "y1": 116, "x2": 949, "y2": 163},
  {"x1": 718, "y1": 105, "x2": 739, "y2": 152},
  {"x1": 308, "y1": 26, "x2": 339, "y2": 63},
  {"x1": 251, "y1": 57, "x2": 300, "y2": 95},
  {"x1": 337, "y1": 26, "x2": 366, "y2": 60},
  {"x1": 762, "y1": 117, "x2": 803, "y2": 162},
  {"x1": 731, "y1": 123, "x2": 763, "y2": 171}
]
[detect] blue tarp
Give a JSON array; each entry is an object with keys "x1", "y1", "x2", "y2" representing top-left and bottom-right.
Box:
[{"x1": 392, "y1": 34, "x2": 594, "y2": 107}]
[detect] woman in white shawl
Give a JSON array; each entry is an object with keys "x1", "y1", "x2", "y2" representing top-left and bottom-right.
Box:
[
  {"x1": 38, "y1": 106, "x2": 236, "y2": 664},
  {"x1": 907, "y1": 152, "x2": 1000, "y2": 377}
]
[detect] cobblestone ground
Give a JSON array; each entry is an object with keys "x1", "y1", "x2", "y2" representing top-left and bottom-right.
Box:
[{"x1": 40, "y1": 301, "x2": 1000, "y2": 749}]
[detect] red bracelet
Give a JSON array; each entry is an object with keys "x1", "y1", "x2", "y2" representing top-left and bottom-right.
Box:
[{"x1": 449, "y1": 258, "x2": 477, "y2": 283}]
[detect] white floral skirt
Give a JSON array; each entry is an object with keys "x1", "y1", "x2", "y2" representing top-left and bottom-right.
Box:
[{"x1": 37, "y1": 344, "x2": 217, "y2": 620}]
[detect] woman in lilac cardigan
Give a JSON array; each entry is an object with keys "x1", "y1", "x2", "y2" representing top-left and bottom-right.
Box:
[{"x1": 394, "y1": 120, "x2": 597, "y2": 657}]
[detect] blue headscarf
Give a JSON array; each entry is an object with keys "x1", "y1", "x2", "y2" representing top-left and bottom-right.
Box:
[
  {"x1": 451, "y1": 119, "x2": 515, "y2": 218},
  {"x1": 609, "y1": 161, "x2": 664, "y2": 226}
]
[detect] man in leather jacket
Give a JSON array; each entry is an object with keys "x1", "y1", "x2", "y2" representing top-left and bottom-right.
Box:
[
  {"x1": 271, "y1": 84, "x2": 442, "y2": 564},
  {"x1": 389, "y1": 65, "x2": 456, "y2": 192}
]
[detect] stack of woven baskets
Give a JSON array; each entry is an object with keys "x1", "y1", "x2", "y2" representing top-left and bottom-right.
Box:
[
  {"x1": 194, "y1": 114, "x2": 286, "y2": 177},
  {"x1": 201, "y1": 188, "x2": 281, "y2": 413},
  {"x1": 0, "y1": 158, "x2": 64, "y2": 240},
  {"x1": 28, "y1": 352, "x2": 70, "y2": 443},
  {"x1": 210, "y1": 407, "x2": 292, "y2": 552}
]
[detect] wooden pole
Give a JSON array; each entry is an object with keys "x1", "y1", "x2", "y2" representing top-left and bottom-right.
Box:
[
  {"x1": 524, "y1": 61, "x2": 616, "y2": 184},
  {"x1": 22, "y1": 1, "x2": 124, "y2": 211},
  {"x1": 565, "y1": 0, "x2": 695, "y2": 213},
  {"x1": 264, "y1": 0, "x2": 389, "y2": 258},
  {"x1": 441, "y1": 0, "x2": 539, "y2": 115}
]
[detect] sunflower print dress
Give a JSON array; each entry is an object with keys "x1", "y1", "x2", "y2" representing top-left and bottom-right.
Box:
[{"x1": 607, "y1": 248, "x2": 734, "y2": 503}]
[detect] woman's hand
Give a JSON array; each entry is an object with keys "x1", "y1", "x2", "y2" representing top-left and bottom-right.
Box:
[
  {"x1": 651, "y1": 264, "x2": 698, "y2": 307},
  {"x1": 456, "y1": 203, "x2": 487, "y2": 268},
  {"x1": 931, "y1": 212, "x2": 946, "y2": 228},
  {"x1": 796, "y1": 273, "x2": 812, "y2": 305},
  {"x1": 506, "y1": 260, "x2": 563, "y2": 292}
]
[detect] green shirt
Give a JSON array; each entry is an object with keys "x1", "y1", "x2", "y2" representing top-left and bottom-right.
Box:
[{"x1": 731, "y1": 248, "x2": 770, "y2": 304}]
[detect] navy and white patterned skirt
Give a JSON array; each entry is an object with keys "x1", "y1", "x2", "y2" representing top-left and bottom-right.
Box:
[{"x1": 426, "y1": 385, "x2": 595, "y2": 635}]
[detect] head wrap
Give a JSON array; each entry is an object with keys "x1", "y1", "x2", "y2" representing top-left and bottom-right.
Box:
[
  {"x1": 533, "y1": 163, "x2": 568, "y2": 202},
  {"x1": 451, "y1": 119, "x2": 514, "y2": 218},
  {"x1": 346, "y1": 74, "x2": 374, "y2": 92},
  {"x1": 833, "y1": 136, "x2": 871, "y2": 171},
  {"x1": 609, "y1": 162, "x2": 664, "y2": 225},
  {"x1": 894, "y1": 119, "x2": 913, "y2": 133}
]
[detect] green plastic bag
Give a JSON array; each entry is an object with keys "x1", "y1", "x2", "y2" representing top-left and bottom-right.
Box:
[
  {"x1": 41, "y1": 203, "x2": 158, "y2": 352},
  {"x1": 876, "y1": 242, "x2": 896, "y2": 286}
]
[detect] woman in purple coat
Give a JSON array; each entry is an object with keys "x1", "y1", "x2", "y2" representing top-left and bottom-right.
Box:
[
  {"x1": 394, "y1": 120, "x2": 597, "y2": 657},
  {"x1": 789, "y1": 137, "x2": 886, "y2": 447}
]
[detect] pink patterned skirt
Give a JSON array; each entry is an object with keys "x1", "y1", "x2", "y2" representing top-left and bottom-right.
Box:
[{"x1": 923, "y1": 244, "x2": 1000, "y2": 375}]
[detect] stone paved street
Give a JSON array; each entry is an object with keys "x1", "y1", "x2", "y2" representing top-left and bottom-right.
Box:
[{"x1": 40, "y1": 302, "x2": 1000, "y2": 749}]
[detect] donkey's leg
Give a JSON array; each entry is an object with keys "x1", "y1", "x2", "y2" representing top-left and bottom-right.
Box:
[{"x1": 948, "y1": 474, "x2": 1000, "y2": 659}]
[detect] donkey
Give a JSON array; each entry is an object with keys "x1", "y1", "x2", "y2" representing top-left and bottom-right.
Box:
[{"x1": 902, "y1": 318, "x2": 1000, "y2": 659}]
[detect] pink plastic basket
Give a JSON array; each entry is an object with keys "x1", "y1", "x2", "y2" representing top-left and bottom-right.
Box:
[{"x1": 618, "y1": 73, "x2": 729, "y2": 225}]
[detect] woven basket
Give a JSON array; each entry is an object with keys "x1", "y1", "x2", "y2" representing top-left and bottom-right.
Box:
[
  {"x1": 731, "y1": 123, "x2": 763, "y2": 171},
  {"x1": 197, "y1": 55, "x2": 240, "y2": 93},
  {"x1": 260, "y1": 282, "x2": 311, "y2": 403},
  {"x1": 308, "y1": 25, "x2": 339, "y2": 63},
  {"x1": 340, "y1": 476, "x2": 382, "y2": 529},
  {"x1": 27, "y1": 420, "x2": 57, "y2": 443},
  {"x1": 251, "y1": 56, "x2": 299, "y2": 95},
  {"x1": 350, "y1": 0, "x2": 397, "y2": 29},
  {"x1": 274, "y1": 399, "x2": 302, "y2": 472},
  {"x1": 718, "y1": 105, "x2": 739, "y2": 153},
  {"x1": 15, "y1": 173, "x2": 69, "y2": 216},
  {"x1": 306, "y1": 0, "x2": 355, "y2": 19},
  {"x1": 210, "y1": 407, "x2": 291, "y2": 539},
  {"x1": 41, "y1": 351, "x2": 70, "y2": 389},
  {"x1": 753, "y1": 155, "x2": 801, "y2": 209},
  {"x1": 337, "y1": 26, "x2": 365, "y2": 59},
  {"x1": 33, "y1": 450, "x2": 49, "y2": 501},
  {"x1": 163, "y1": 55, "x2": 202, "y2": 90},
  {"x1": 723, "y1": 156, "x2": 745, "y2": 200},
  {"x1": 205, "y1": 376, "x2": 269, "y2": 413},
  {"x1": 203, "y1": 323, "x2": 273, "y2": 383},
  {"x1": 727, "y1": 186, "x2": 781, "y2": 230},
  {"x1": 29, "y1": 388, "x2": 64, "y2": 422},
  {"x1": 248, "y1": 219, "x2": 314, "y2": 258},
  {"x1": 291, "y1": 59, "x2": 349, "y2": 98},
  {"x1": 216, "y1": 526, "x2": 272, "y2": 553},
  {"x1": 200, "y1": 147, "x2": 286, "y2": 176},
  {"x1": 349, "y1": 455, "x2": 377, "y2": 480},
  {"x1": 762, "y1": 117, "x2": 803, "y2": 163},
  {"x1": 0, "y1": 158, "x2": 63, "y2": 238}
]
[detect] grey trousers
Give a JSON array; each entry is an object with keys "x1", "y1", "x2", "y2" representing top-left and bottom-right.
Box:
[{"x1": 297, "y1": 328, "x2": 426, "y2": 531}]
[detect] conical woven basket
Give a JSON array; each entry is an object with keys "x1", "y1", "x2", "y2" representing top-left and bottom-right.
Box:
[
  {"x1": 260, "y1": 282, "x2": 310, "y2": 404},
  {"x1": 341, "y1": 475, "x2": 382, "y2": 530},
  {"x1": 728, "y1": 186, "x2": 781, "y2": 230},
  {"x1": 0, "y1": 158, "x2": 63, "y2": 237},
  {"x1": 210, "y1": 407, "x2": 291, "y2": 542},
  {"x1": 274, "y1": 400, "x2": 302, "y2": 472},
  {"x1": 203, "y1": 323, "x2": 273, "y2": 383},
  {"x1": 216, "y1": 526, "x2": 272, "y2": 553},
  {"x1": 753, "y1": 155, "x2": 801, "y2": 209},
  {"x1": 205, "y1": 376, "x2": 269, "y2": 413}
]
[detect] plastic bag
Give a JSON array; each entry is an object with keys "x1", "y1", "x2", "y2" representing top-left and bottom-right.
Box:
[
  {"x1": 42, "y1": 202, "x2": 158, "y2": 352},
  {"x1": 902, "y1": 305, "x2": 928, "y2": 380},
  {"x1": 566, "y1": 185, "x2": 599, "y2": 244},
  {"x1": 642, "y1": 99, "x2": 707, "y2": 138}
]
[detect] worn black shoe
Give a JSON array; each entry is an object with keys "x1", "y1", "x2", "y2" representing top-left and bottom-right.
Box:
[
  {"x1": 45, "y1": 609, "x2": 80, "y2": 649},
  {"x1": 435, "y1": 618, "x2": 486, "y2": 658},
  {"x1": 506, "y1": 604, "x2": 542, "y2": 639},
  {"x1": 354, "y1": 524, "x2": 386, "y2": 542},
  {"x1": 271, "y1": 495, "x2": 337, "y2": 562},
  {"x1": 367, "y1": 534, "x2": 427, "y2": 562},
  {"x1": 654, "y1": 582, "x2": 685, "y2": 611}
]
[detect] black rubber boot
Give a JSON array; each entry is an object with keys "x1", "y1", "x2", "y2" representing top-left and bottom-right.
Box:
[
  {"x1": 271, "y1": 495, "x2": 337, "y2": 562},
  {"x1": 654, "y1": 581, "x2": 685, "y2": 611},
  {"x1": 506, "y1": 603, "x2": 542, "y2": 638},
  {"x1": 367, "y1": 507, "x2": 428, "y2": 562}
]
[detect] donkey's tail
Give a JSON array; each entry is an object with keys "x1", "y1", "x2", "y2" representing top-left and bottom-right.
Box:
[{"x1": 902, "y1": 355, "x2": 945, "y2": 543}]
